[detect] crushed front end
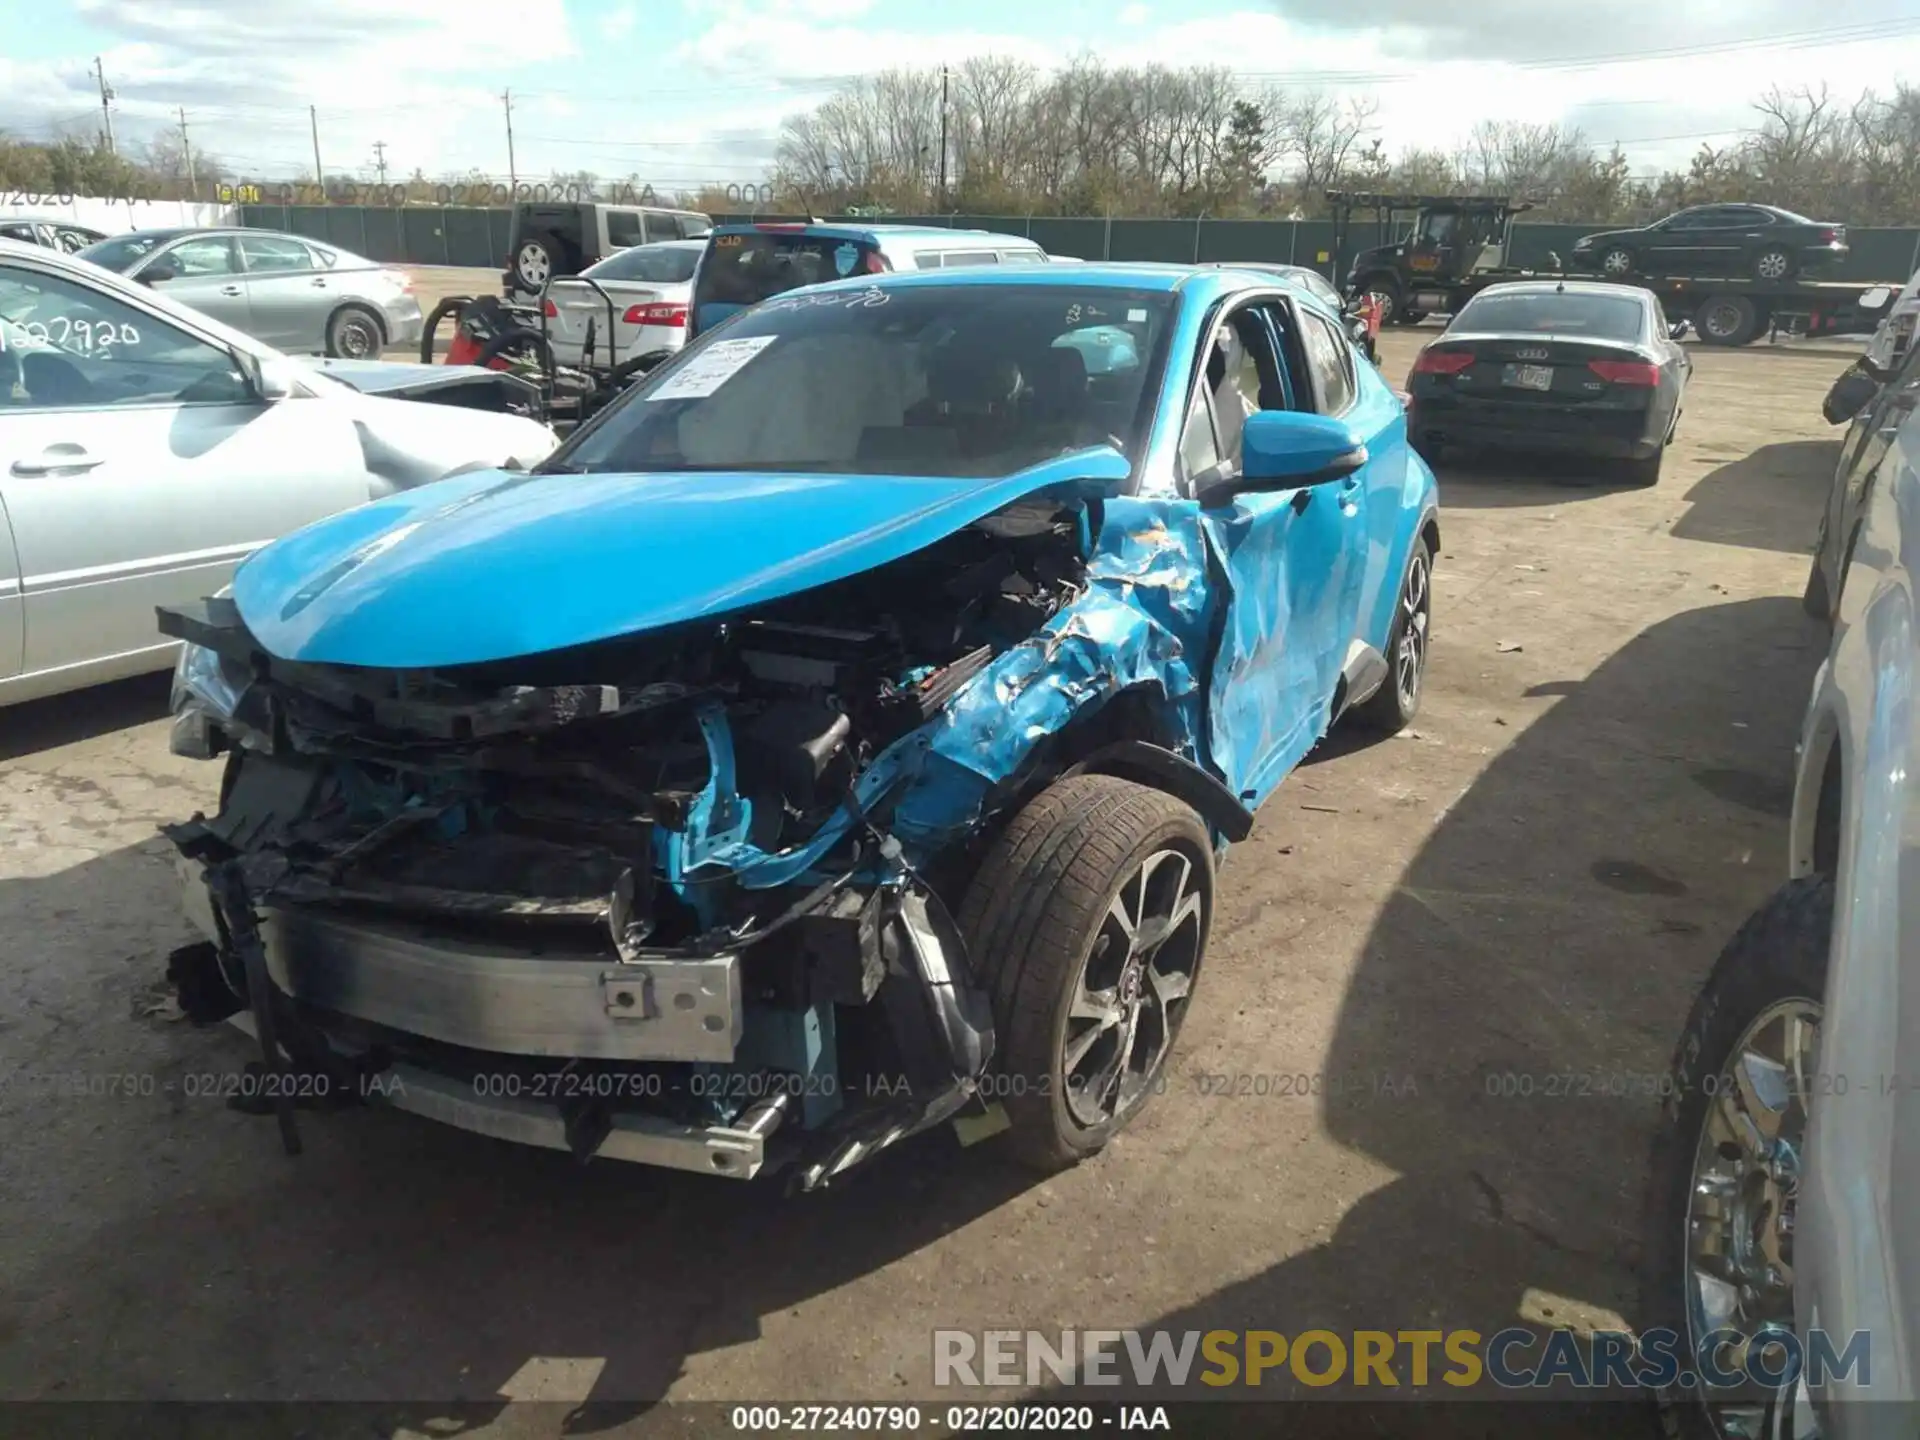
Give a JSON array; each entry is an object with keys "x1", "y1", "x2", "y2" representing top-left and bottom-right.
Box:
[{"x1": 158, "y1": 509, "x2": 1108, "y2": 1188}]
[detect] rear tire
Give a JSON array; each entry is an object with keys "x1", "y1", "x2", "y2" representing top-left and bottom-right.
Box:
[
  {"x1": 1641, "y1": 876, "x2": 1833, "y2": 1440},
  {"x1": 1753, "y1": 246, "x2": 1795, "y2": 282},
  {"x1": 1695, "y1": 295, "x2": 1760, "y2": 347},
  {"x1": 957, "y1": 774, "x2": 1214, "y2": 1173},
  {"x1": 1352, "y1": 535, "x2": 1433, "y2": 734},
  {"x1": 324, "y1": 304, "x2": 385, "y2": 360}
]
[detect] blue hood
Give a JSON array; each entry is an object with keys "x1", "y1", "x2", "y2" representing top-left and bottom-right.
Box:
[{"x1": 230, "y1": 450, "x2": 1127, "y2": 668}]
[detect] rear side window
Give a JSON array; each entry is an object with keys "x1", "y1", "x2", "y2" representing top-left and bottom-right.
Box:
[
  {"x1": 239, "y1": 234, "x2": 315, "y2": 273},
  {"x1": 1298, "y1": 313, "x2": 1356, "y2": 415},
  {"x1": 692, "y1": 232, "x2": 883, "y2": 332},
  {"x1": 939, "y1": 251, "x2": 1000, "y2": 268},
  {"x1": 1000, "y1": 250, "x2": 1047, "y2": 265},
  {"x1": 606, "y1": 210, "x2": 644, "y2": 247},
  {"x1": 585, "y1": 244, "x2": 700, "y2": 284},
  {"x1": 1453, "y1": 290, "x2": 1646, "y2": 343}
]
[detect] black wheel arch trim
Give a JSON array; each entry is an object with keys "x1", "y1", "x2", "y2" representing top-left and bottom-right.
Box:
[{"x1": 1063, "y1": 740, "x2": 1256, "y2": 842}]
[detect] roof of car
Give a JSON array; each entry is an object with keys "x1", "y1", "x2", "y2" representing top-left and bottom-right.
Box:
[
  {"x1": 707, "y1": 222, "x2": 1043, "y2": 248},
  {"x1": 766, "y1": 261, "x2": 1341, "y2": 318},
  {"x1": 1467, "y1": 279, "x2": 1651, "y2": 300}
]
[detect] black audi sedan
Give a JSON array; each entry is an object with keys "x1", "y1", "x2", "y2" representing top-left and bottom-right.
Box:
[
  {"x1": 1404, "y1": 280, "x2": 1691, "y2": 485},
  {"x1": 1568, "y1": 203, "x2": 1847, "y2": 282}
]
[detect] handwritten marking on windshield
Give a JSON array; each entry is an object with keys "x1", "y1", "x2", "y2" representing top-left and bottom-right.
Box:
[
  {"x1": 1, "y1": 316, "x2": 141, "y2": 355},
  {"x1": 756, "y1": 286, "x2": 891, "y2": 316}
]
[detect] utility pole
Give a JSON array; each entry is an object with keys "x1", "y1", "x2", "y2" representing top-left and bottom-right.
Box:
[
  {"x1": 177, "y1": 107, "x2": 197, "y2": 196},
  {"x1": 502, "y1": 90, "x2": 518, "y2": 195},
  {"x1": 937, "y1": 64, "x2": 948, "y2": 210},
  {"x1": 372, "y1": 140, "x2": 388, "y2": 185},
  {"x1": 93, "y1": 56, "x2": 116, "y2": 155},
  {"x1": 309, "y1": 105, "x2": 323, "y2": 184}
]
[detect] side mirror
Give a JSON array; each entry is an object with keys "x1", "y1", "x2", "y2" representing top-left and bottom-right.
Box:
[
  {"x1": 1199, "y1": 411, "x2": 1367, "y2": 507},
  {"x1": 1823, "y1": 365, "x2": 1883, "y2": 426},
  {"x1": 234, "y1": 348, "x2": 295, "y2": 402},
  {"x1": 139, "y1": 259, "x2": 179, "y2": 285},
  {"x1": 1860, "y1": 286, "x2": 1894, "y2": 313},
  {"x1": 1669, "y1": 321, "x2": 1690, "y2": 341}
]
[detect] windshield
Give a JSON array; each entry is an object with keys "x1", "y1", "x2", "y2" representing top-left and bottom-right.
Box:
[
  {"x1": 586, "y1": 243, "x2": 700, "y2": 285},
  {"x1": 1453, "y1": 291, "x2": 1646, "y2": 342},
  {"x1": 691, "y1": 231, "x2": 884, "y2": 334},
  {"x1": 552, "y1": 283, "x2": 1175, "y2": 479},
  {"x1": 77, "y1": 232, "x2": 170, "y2": 272}
]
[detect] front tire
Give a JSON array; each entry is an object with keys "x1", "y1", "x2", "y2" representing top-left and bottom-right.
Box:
[
  {"x1": 325, "y1": 304, "x2": 385, "y2": 359},
  {"x1": 957, "y1": 774, "x2": 1214, "y2": 1172},
  {"x1": 1352, "y1": 534, "x2": 1433, "y2": 733},
  {"x1": 1642, "y1": 876, "x2": 1832, "y2": 1440},
  {"x1": 1600, "y1": 245, "x2": 1636, "y2": 277}
]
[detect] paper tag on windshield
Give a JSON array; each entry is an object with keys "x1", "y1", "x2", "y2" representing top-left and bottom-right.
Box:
[{"x1": 648, "y1": 336, "x2": 776, "y2": 401}]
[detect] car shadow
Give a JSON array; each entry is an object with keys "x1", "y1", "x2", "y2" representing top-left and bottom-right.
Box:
[
  {"x1": 0, "y1": 671, "x2": 172, "y2": 762},
  {"x1": 1670, "y1": 439, "x2": 1839, "y2": 556},
  {"x1": 1428, "y1": 452, "x2": 1646, "y2": 509},
  {"x1": 1022, "y1": 596, "x2": 1822, "y2": 1428},
  {"x1": 0, "y1": 832, "x2": 1046, "y2": 1428}
]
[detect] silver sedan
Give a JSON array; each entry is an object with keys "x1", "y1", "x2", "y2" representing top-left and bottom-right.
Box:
[
  {"x1": 78, "y1": 227, "x2": 423, "y2": 358},
  {"x1": 0, "y1": 237, "x2": 554, "y2": 708}
]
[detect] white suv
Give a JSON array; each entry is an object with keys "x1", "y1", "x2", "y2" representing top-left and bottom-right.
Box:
[{"x1": 1644, "y1": 386, "x2": 1920, "y2": 1436}]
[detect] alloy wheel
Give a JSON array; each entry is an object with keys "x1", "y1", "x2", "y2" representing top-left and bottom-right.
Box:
[
  {"x1": 518, "y1": 241, "x2": 551, "y2": 288},
  {"x1": 1602, "y1": 248, "x2": 1633, "y2": 276},
  {"x1": 1683, "y1": 997, "x2": 1821, "y2": 1440},
  {"x1": 1060, "y1": 847, "x2": 1204, "y2": 1130},
  {"x1": 1755, "y1": 250, "x2": 1790, "y2": 282},
  {"x1": 1395, "y1": 548, "x2": 1431, "y2": 711}
]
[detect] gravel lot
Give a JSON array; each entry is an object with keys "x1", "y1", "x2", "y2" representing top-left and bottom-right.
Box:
[{"x1": 0, "y1": 298, "x2": 1848, "y2": 1436}]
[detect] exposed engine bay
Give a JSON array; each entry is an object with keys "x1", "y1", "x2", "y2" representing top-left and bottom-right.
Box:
[{"x1": 161, "y1": 503, "x2": 1089, "y2": 1187}]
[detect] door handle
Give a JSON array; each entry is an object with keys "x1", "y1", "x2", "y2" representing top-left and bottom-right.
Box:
[
  {"x1": 12, "y1": 449, "x2": 103, "y2": 477},
  {"x1": 220, "y1": 284, "x2": 242, "y2": 295},
  {"x1": 310, "y1": 277, "x2": 328, "y2": 287}
]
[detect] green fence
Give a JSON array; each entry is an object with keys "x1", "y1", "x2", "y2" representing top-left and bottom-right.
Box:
[{"x1": 241, "y1": 204, "x2": 1920, "y2": 284}]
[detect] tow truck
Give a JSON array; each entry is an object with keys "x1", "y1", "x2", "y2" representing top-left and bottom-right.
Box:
[{"x1": 1331, "y1": 191, "x2": 1895, "y2": 347}]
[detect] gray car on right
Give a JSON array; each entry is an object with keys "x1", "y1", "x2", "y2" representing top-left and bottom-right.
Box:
[{"x1": 1643, "y1": 385, "x2": 1920, "y2": 1436}]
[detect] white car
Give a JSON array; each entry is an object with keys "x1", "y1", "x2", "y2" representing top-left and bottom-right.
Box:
[
  {"x1": 0, "y1": 238, "x2": 556, "y2": 709},
  {"x1": 538, "y1": 238, "x2": 704, "y2": 378},
  {"x1": 1646, "y1": 381, "x2": 1920, "y2": 1435}
]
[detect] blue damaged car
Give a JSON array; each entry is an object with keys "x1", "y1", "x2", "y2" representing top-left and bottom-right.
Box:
[{"x1": 159, "y1": 263, "x2": 1439, "y2": 1188}]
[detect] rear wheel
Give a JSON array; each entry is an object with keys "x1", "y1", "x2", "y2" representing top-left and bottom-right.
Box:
[
  {"x1": 1352, "y1": 535, "x2": 1433, "y2": 734},
  {"x1": 957, "y1": 774, "x2": 1214, "y2": 1172},
  {"x1": 1695, "y1": 295, "x2": 1761, "y2": 347},
  {"x1": 324, "y1": 304, "x2": 384, "y2": 360},
  {"x1": 1753, "y1": 246, "x2": 1795, "y2": 282},
  {"x1": 1600, "y1": 245, "x2": 1636, "y2": 277},
  {"x1": 1642, "y1": 876, "x2": 1832, "y2": 1440}
]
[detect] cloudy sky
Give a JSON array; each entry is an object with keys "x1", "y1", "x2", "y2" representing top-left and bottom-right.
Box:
[{"x1": 2, "y1": 0, "x2": 1916, "y2": 193}]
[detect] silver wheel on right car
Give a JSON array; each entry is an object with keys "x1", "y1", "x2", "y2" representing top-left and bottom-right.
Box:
[{"x1": 1683, "y1": 997, "x2": 1821, "y2": 1439}]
